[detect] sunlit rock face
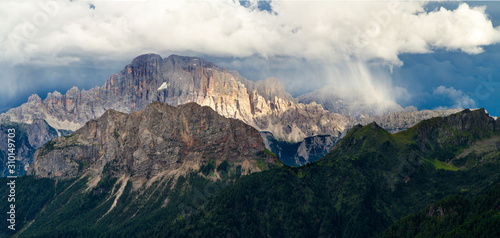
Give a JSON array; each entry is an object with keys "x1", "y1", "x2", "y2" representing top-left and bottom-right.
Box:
[
  {"x1": 1, "y1": 54, "x2": 468, "y2": 168},
  {"x1": 29, "y1": 102, "x2": 279, "y2": 179},
  {"x1": 1, "y1": 54, "x2": 348, "y2": 142}
]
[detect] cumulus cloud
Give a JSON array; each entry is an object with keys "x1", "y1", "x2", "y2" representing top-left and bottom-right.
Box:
[
  {"x1": 1, "y1": 0, "x2": 499, "y2": 66},
  {"x1": 433, "y1": 85, "x2": 476, "y2": 110}
]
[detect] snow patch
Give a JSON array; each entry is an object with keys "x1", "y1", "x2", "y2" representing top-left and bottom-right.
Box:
[
  {"x1": 44, "y1": 114, "x2": 82, "y2": 131},
  {"x1": 157, "y1": 82, "x2": 169, "y2": 91}
]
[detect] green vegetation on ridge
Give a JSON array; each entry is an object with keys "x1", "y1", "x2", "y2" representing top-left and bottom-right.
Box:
[
  {"x1": 5, "y1": 108, "x2": 500, "y2": 237},
  {"x1": 378, "y1": 182, "x2": 500, "y2": 238}
]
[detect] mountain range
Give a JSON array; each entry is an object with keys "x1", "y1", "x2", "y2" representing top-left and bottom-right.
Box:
[
  {"x1": 1, "y1": 101, "x2": 279, "y2": 238},
  {"x1": 2, "y1": 104, "x2": 498, "y2": 237},
  {"x1": 0, "y1": 54, "x2": 347, "y2": 142},
  {"x1": 169, "y1": 108, "x2": 500, "y2": 237},
  {"x1": 29, "y1": 101, "x2": 279, "y2": 179},
  {"x1": 0, "y1": 53, "x2": 497, "y2": 236},
  {"x1": 0, "y1": 54, "x2": 462, "y2": 173}
]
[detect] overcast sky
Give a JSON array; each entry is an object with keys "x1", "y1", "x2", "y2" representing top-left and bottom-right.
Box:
[{"x1": 1, "y1": 0, "x2": 500, "y2": 116}]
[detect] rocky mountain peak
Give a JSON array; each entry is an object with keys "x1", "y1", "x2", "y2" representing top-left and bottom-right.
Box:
[
  {"x1": 130, "y1": 53, "x2": 162, "y2": 65},
  {"x1": 350, "y1": 124, "x2": 363, "y2": 131},
  {"x1": 28, "y1": 102, "x2": 278, "y2": 179},
  {"x1": 46, "y1": 90, "x2": 63, "y2": 99},
  {"x1": 1, "y1": 53, "x2": 473, "y2": 169},
  {"x1": 1, "y1": 53, "x2": 349, "y2": 142},
  {"x1": 66, "y1": 86, "x2": 80, "y2": 96},
  {"x1": 28, "y1": 94, "x2": 42, "y2": 104},
  {"x1": 331, "y1": 121, "x2": 393, "y2": 155},
  {"x1": 368, "y1": 121, "x2": 383, "y2": 130}
]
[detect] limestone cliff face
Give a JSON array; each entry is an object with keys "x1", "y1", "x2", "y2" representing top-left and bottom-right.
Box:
[
  {"x1": 294, "y1": 135, "x2": 339, "y2": 165},
  {"x1": 1, "y1": 54, "x2": 347, "y2": 143},
  {"x1": 0, "y1": 53, "x2": 477, "y2": 168},
  {"x1": 260, "y1": 132, "x2": 340, "y2": 166},
  {"x1": 28, "y1": 102, "x2": 278, "y2": 179}
]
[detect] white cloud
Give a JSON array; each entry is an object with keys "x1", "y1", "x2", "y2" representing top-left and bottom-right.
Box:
[
  {"x1": 1, "y1": 1, "x2": 499, "y2": 66},
  {"x1": 433, "y1": 85, "x2": 476, "y2": 109}
]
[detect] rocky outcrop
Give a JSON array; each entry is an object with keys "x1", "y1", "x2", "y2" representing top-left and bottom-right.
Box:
[
  {"x1": 1, "y1": 54, "x2": 348, "y2": 143},
  {"x1": 294, "y1": 135, "x2": 340, "y2": 165},
  {"x1": 29, "y1": 102, "x2": 278, "y2": 179},
  {"x1": 260, "y1": 131, "x2": 339, "y2": 166}
]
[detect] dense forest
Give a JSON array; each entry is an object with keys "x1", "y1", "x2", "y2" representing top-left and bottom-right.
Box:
[{"x1": 379, "y1": 183, "x2": 500, "y2": 237}]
